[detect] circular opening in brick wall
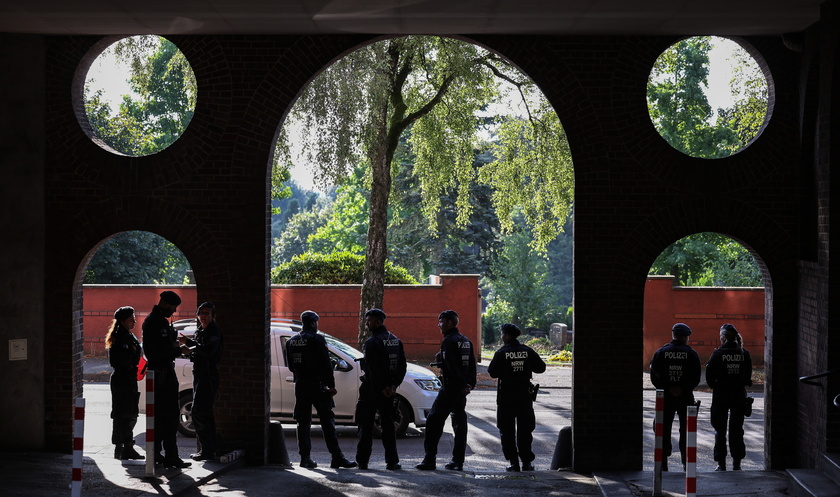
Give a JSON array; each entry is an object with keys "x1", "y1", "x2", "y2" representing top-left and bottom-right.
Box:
[
  {"x1": 81, "y1": 35, "x2": 196, "y2": 157},
  {"x1": 647, "y1": 36, "x2": 769, "y2": 159}
]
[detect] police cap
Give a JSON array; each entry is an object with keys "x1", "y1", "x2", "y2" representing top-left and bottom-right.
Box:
[
  {"x1": 159, "y1": 290, "x2": 181, "y2": 306},
  {"x1": 672, "y1": 323, "x2": 692, "y2": 336},
  {"x1": 365, "y1": 308, "x2": 386, "y2": 320},
  {"x1": 300, "y1": 310, "x2": 320, "y2": 324}
]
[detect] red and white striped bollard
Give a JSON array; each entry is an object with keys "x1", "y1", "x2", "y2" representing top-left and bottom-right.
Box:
[
  {"x1": 145, "y1": 370, "x2": 155, "y2": 476},
  {"x1": 653, "y1": 389, "x2": 664, "y2": 497},
  {"x1": 685, "y1": 405, "x2": 698, "y2": 497},
  {"x1": 71, "y1": 397, "x2": 85, "y2": 497}
]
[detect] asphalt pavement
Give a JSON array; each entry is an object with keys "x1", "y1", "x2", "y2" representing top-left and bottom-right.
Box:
[{"x1": 0, "y1": 358, "x2": 791, "y2": 497}]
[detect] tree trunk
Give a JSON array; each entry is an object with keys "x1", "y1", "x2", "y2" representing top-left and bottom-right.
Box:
[{"x1": 358, "y1": 107, "x2": 393, "y2": 348}]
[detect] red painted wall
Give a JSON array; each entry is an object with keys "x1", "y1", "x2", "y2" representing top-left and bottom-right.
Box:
[
  {"x1": 83, "y1": 274, "x2": 481, "y2": 362},
  {"x1": 644, "y1": 275, "x2": 765, "y2": 367},
  {"x1": 84, "y1": 275, "x2": 764, "y2": 367}
]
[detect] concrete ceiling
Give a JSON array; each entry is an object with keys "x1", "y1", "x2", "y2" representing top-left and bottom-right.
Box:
[{"x1": 0, "y1": 0, "x2": 824, "y2": 36}]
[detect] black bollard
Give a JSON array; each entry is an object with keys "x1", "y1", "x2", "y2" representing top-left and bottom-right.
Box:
[
  {"x1": 550, "y1": 425, "x2": 572, "y2": 470},
  {"x1": 268, "y1": 420, "x2": 292, "y2": 467}
]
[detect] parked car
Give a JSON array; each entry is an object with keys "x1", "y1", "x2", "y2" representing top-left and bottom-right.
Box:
[{"x1": 140, "y1": 318, "x2": 441, "y2": 438}]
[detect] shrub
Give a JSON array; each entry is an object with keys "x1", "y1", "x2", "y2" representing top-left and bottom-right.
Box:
[
  {"x1": 548, "y1": 350, "x2": 573, "y2": 363},
  {"x1": 524, "y1": 336, "x2": 553, "y2": 355},
  {"x1": 271, "y1": 251, "x2": 418, "y2": 284}
]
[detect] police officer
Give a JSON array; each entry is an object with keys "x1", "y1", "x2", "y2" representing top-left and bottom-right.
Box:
[
  {"x1": 354, "y1": 308, "x2": 407, "y2": 470},
  {"x1": 649, "y1": 322, "x2": 701, "y2": 471},
  {"x1": 142, "y1": 290, "x2": 191, "y2": 469},
  {"x1": 286, "y1": 310, "x2": 356, "y2": 469},
  {"x1": 416, "y1": 310, "x2": 477, "y2": 471},
  {"x1": 706, "y1": 323, "x2": 753, "y2": 471},
  {"x1": 179, "y1": 301, "x2": 223, "y2": 461},
  {"x1": 105, "y1": 306, "x2": 144, "y2": 460},
  {"x1": 487, "y1": 323, "x2": 546, "y2": 471}
]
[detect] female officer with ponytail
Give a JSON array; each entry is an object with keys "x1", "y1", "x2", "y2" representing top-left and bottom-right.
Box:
[{"x1": 706, "y1": 323, "x2": 753, "y2": 471}]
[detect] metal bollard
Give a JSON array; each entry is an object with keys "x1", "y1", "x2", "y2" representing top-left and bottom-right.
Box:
[
  {"x1": 145, "y1": 370, "x2": 155, "y2": 476},
  {"x1": 653, "y1": 389, "x2": 664, "y2": 497},
  {"x1": 71, "y1": 398, "x2": 85, "y2": 497},
  {"x1": 686, "y1": 405, "x2": 698, "y2": 497}
]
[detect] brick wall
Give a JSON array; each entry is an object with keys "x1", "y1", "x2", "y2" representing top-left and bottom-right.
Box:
[
  {"x1": 82, "y1": 275, "x2": 480, "y2": 362},
  {"x1": 644, "y1": 276, "x2": 765, "y2": 367},
  {"x1": 27, "y1": 24, "x2": 830, "y2": 471}
]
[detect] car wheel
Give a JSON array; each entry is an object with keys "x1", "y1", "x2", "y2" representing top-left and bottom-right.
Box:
[
  {"x1": 373, "y1": 395, "x2": 411, "y2": 439},
  {"x1": 177, "y1": 391, "x2": 196, "y2": 437}
]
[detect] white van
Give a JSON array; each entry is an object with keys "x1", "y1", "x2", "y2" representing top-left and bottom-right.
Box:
[{"x1": 140, "y1": 319, "x2": 440, "y2": 438}]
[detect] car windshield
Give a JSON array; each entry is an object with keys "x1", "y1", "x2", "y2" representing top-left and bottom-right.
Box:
[{"x1": 321, "y1": 332, "x2": 363, "y2": 361}]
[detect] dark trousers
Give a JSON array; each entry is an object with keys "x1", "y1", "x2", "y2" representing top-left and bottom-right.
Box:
[
  {"x1": 153, "y1": 367, "x2": 180, "y2": 459},
  {"x1": 654, "y1": 395, "x2": 692, "y2": 465},
  {"x1": 423, "y1": 387, "x2": 468, "y2": 463},
  {"x1": 110, "y1": 372, "x2": 139, "y2": 445},
  {"x1": 497, "y1": 395, "x2": 536, "y2": 464},
  {"x1": 710, "y1": 390, "x2": 746, "y2": 462},
  {"x1": 192, "y1": 368, "x2": 219, "y2": 454},
  {"x1": 355, "y1": 381, "x2": 398, "y2": 465},
  {"x1": 294, "y1": 383, "x2": 341, "y2": 458}
]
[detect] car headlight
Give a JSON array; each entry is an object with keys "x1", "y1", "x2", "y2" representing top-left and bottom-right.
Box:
[{"x1": 414, "y1": 378, "x2": 441, "y2": 391}]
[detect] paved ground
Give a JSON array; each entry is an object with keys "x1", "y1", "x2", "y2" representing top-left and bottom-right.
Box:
[{"x1": 0, "y1": 358, "x2": 787, "y2": 497}]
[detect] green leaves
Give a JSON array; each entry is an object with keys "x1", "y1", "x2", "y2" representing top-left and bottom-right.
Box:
[
  {"x1": 649, "y1": 232, "x2": 762, "y2": 286},
  {"x1": 270, "y1": 252, "x2": 417, "y2": 285},
  {"x1": 83, "y1": 35, "x2": 196, "y2": 156},
  {"x1": 646, "y1": 36, "x2": 766, "y2": 159}
]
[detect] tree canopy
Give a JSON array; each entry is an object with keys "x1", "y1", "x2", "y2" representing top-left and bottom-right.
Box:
[
  {"x1": 646, "y1": 36, "x2": 767, "y2": 159},
  {"x1": 276, "y1": 35, "x2": 574, "y2": 343},
  {"x1": 84, "y1": 35, "x2": 196, "y2": 156}
]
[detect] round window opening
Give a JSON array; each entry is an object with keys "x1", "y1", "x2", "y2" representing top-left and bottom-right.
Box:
[
  {"x1": 83, "y1": 35, "x2": 196, "y2": 157},
  {"x1": 647, "y1": 36, "x2": 769, "y2": 159}
]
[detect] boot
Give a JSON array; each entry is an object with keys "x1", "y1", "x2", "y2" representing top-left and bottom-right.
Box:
[
  {"x1": 121, "y1": 445, "x2": 145, "y2": 460},
  {"x1": 733, "y1": 459, "x2": 741, "y2": 470},
  {"x1": 506, "y1": 459, "x2": 521, "y2": 472},
  {"x1": 415, "y1": 458, "x2": 436, "y2": 470},
  {"x1": 330, "y1": 455, "x2": 357, "y2": 468},
  {"x1": 114, "y1": 444, "x2": 123, "y2": 460},
  {"x1": 300, "y1": 457, "x2": 317, "y2": 469}
]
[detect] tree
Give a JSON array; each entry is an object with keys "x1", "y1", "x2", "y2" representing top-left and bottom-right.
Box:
[
  {"x1": 649, "y1": 232, "x2": 762, "y2": 286},
  {"x1": 483, "y1": 223, "x2": 556, "y2": 329},
  {"x1": 84, "y1": 35, "x2": 196, "y2": 156},
  {"x1": 277, "y1": 36, "x2": 574, "y2": 345},
  {"x1": 271, "y1": 206, "x2": 329, "y2": 266},
  {"x1": 647, "y1": 36, "x2": 768, "y2": 159},
  {"x1": 85, "y1": 231, "x2": 190, "y2": 284}
]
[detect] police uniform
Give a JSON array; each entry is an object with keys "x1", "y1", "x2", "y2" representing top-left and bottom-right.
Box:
[
  {"x1": 487, "y1": 337, "x2": 546, "y2": 469},
  {"x1": 183, "y1": 319, "x2": 223, "y2": 458},
  {"x1": 354, "y1": 325, "x2": 407, "y2": 468},
  {"x1": 706, "y1": 341, "x2": 752, "y2": 468},
  {"x1": 141, "y1": 303, "x2": 184, "y2": 465},
  {"x1": 421, "y1": 326, "x2": 477, "y2": 468},
  {"x1": 286, "y1": 326, "x2": 347, "y2": 465},
  {"x1": 108, "y1": 322, "x2": 142, "y2": 451},
  {"x1": 649, "y1": 326, "x2": 701, "y2": 469}
]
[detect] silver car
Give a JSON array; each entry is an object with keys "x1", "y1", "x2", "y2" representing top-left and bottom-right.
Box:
[{"x1": 141, "y1": 319, "x2": 440, "y2": 438}]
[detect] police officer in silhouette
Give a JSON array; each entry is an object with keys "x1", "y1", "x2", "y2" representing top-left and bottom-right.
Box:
[
  {"x1": 416, "y1": 310, "x2": 477, "y2": 471},
  {"x1": 142, "y1": 290, "x2": 191, "y2": 469},
  {"x1": 488, "y1": 323, "x2": 546, "y2": 471},
  {"x1": 706, "y1": 323, "x2": 753, "y2": 471},
  {"x1": 286, "y1": 310, "x2": 356, "y2": 469},
  {"x1": 649, "y1": 322, "x2": 701, "y2": 471},
  {"x1": 354, "y1": 308, "x2": 407, "y2": 470}
]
